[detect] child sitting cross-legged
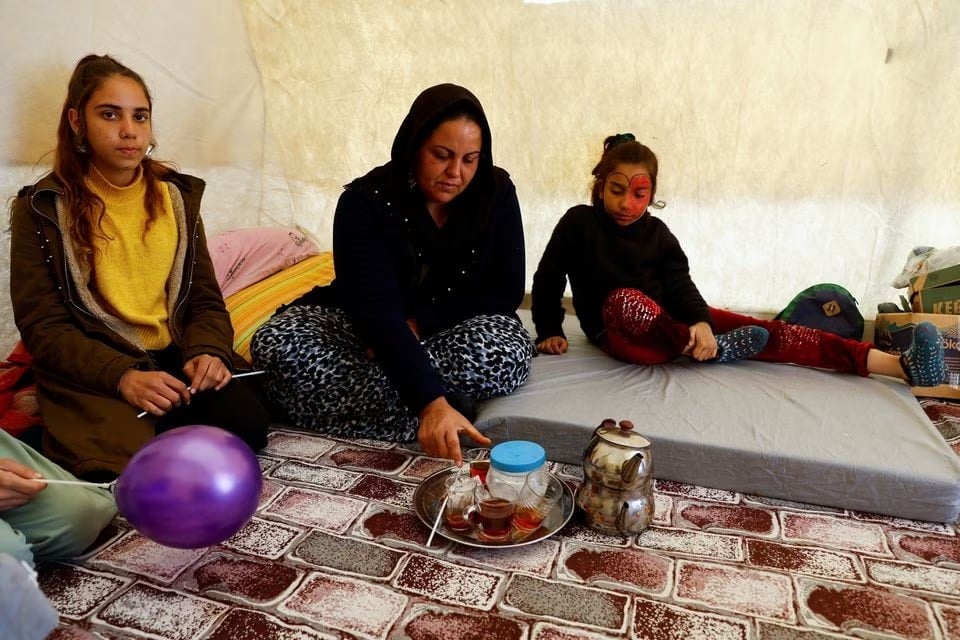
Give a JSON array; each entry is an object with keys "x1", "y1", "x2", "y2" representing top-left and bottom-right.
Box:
[{"x1": 530, "y1": 133, "x2": 947, "y2": 388}]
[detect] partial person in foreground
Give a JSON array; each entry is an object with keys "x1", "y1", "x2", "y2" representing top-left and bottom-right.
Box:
[
  {"x1": 9, "y1": 54, "x2": 270, "y2": 479},
  {"x1": 531, "y1": 134, "x2": 947, "y2": 387},
  {"x1": 0, "y1": 428, "x2": 113, "y2": 639},
  {"x1": 0, "y1": 430, "x2": 115, "y2": 568},
  {"x1": 253, "y1": 83, "x2": 533, "y2": 464},
  {"x1": 0, "y1": 550, "x2": 58, "y2": 640}
]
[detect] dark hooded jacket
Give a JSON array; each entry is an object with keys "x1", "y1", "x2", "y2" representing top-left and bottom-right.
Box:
[
  {"x1": 9, "y1": 171, "x2": 241, "y2": 474},
  {"x1": 294, "y1": 84, "x2": 526, "y2": 413}
]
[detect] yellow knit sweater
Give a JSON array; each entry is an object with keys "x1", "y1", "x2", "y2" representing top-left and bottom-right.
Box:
[{"x1": 87, "y1": 165, "x2": 177, "y2": 349}]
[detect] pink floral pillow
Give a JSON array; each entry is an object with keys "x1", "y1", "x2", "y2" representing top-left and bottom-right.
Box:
[{"x1": 208, "y1": 227, "x2": 321, "y2": 298}]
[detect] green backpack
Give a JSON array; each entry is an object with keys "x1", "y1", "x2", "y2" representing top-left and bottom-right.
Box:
[{"x1": 774, "y1": 283, "x2": 865, "y2": 340}]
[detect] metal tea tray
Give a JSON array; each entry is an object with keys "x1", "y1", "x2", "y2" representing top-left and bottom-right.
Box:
[{"x1": 413, "y1": 466, "x2": 575, "y2": 548}]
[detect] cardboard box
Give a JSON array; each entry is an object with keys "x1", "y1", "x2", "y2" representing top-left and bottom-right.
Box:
[
  {"x1": 909, "y1": 264, "x2": 960, "y2": 314},
  {"x1": 874, "y1": 312, "x2": 960, "y2": 399}
]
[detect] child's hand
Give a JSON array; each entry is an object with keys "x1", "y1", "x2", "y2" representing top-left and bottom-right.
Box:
[
  {"x1": 683, "y1": 322, "x2": 718, "y2": 361},
  {"x1": 183, "y1": 354, "x2": 232, "y2": 392},
  {"x1": 537, "y1": 336, "x2": 569, "y2": 355},
  {"x1": 119, "y1": 369, "x2": 191, "y2": 416},
  {"x1": 0, "y1": 459, "x2": 45, "y2": 511}
]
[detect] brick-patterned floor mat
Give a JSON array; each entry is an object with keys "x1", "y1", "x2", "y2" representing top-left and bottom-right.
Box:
[{"x1": 41, "y1": 399, "x2": 960, "y2": 639}]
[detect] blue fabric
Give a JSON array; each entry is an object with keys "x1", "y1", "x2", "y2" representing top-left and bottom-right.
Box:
[
  {"x1": 714, "y1": 326, "x2": 770, "y2": 363},
  {"x1": 0, "y1": 553, "x2": 59, "y2": 640},
  {"x1": 901, "y1": 322, "x2": 948, "y2": 387}
]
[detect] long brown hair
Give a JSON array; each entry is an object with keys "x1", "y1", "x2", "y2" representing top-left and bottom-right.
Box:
[
  {"x1": 55, "y1": 54, "x2": 174, "y2": 268},
  {"x1": 590, "y1": 133, "x2": 664, "y2": 209}
]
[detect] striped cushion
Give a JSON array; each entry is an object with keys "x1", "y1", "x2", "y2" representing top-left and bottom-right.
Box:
[{"x1": 225, "y1": 252, "x2": 335, "y2": 362}]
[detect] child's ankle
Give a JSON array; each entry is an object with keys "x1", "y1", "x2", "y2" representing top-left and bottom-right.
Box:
[
  {"x1": 713, "y1": 326, "x2": 769, "y2": 364},
  {"x1": 900, "y1": 322, "x2": 946, "y2": 387}
]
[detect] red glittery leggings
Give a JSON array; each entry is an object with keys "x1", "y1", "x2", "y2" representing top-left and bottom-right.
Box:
[{"x1": 601, "y1": 288, "x2": 871, "y2": 375}]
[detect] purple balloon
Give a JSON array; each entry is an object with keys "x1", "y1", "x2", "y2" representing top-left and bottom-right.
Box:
[{"x1": 115, "y1": 425, "x2": 262, "y2": 549}]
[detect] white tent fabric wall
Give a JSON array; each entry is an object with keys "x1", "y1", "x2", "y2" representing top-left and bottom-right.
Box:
[{"x1": 1, "y1": 0, "x2": 958, "y2": 358}]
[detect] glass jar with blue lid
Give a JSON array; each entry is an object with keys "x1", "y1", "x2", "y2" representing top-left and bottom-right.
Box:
[{"x1": 486, "y1": 440, "x2": 546, "y2": 495}]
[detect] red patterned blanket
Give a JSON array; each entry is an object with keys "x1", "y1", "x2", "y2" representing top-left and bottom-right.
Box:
[{"x1": 38, "y1": 398, "x2": 960, "y2": 639}]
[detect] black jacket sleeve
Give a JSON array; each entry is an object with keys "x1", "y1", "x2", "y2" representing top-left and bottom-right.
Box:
[
  {"x1": 656, "y1": 225, "x2": 711, "y2": 326},
  {"x1": 531, "y1": 211, "x2": 573, "y2": 343},
  {"x1": 332, "y1": 188, "x2": 446, "y2": 415}
]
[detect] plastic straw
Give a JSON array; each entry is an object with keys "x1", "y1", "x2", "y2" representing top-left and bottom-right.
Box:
[
  {"x1": 29, "y1": 478, "x2": 114, "y2": 489},
  {"x1": 425, "y1": 496, "x2": 448, "y2": 547},
  {"x1": 136, "y1": 370, "x2": 266, "y2": 418}
]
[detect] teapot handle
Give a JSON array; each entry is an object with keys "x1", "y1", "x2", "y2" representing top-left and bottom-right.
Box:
[{"x1": 616, "y1": 500, "x2": 631, "y2": 532}]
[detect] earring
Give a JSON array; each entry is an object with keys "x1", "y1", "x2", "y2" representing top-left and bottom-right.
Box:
[
  {"x1": 73, "y1": 127, "x2": 88, "y2": 153},
  {"x1": 146, "y1": 143, "x2": 155, "y2": 157},
  {"x1": 407, "y1": 170, "x2": 417, "y2": 191}
]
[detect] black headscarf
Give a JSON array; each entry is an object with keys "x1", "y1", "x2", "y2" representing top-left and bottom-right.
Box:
[
  {"x1": 388, "y1": 83, "x2": 493, "y2": 191},
  {"x1": 293, "y1": 83, "x2": 509, "y2": 315},
  {"x1": 352, "y1": 84, "x2": 499, "y2": 250}
]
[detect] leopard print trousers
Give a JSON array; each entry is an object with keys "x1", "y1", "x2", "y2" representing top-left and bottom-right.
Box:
[{"x1": 251, "y1": 306, "x2": 534, "y2": 442}]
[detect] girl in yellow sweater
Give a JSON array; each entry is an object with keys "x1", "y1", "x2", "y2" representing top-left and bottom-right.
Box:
[{"x1": 9, "y1": 54, "x2": 269, "y2": 478}]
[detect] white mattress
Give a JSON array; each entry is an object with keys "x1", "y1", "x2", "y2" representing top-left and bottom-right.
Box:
[{"x1": 475, "y1": 311, "x2": 960, "y2": 522}]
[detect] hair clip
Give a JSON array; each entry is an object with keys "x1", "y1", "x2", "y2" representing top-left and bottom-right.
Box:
[{"x1": 605, "y1": 132, "x2": 636, "y2": 152}]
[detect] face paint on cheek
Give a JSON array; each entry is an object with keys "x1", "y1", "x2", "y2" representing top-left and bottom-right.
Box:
[{"x1": 625, "y1": 174, "x2": 652, "y2": 215}]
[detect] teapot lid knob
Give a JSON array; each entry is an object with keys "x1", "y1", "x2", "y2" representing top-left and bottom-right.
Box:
[{"x1": 594, "y1": 419, "x2": 651, "y2": 449}]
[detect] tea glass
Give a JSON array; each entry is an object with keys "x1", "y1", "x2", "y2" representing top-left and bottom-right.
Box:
[
  {"x1": 465, "y1": 482, "x2": 518, "y2": 541},
  {"x1": 512, "y1": 469, "x2": 564, "y2": 533},
  {"x1": 469, "y1": 459, "x2": 490, "y2": 485},
  {"x1": 463, "y1": 448, "x2": 490, "y2": 484},
  {"x1": 443, "y1": 475, "x2": 478, "y2": 531}
]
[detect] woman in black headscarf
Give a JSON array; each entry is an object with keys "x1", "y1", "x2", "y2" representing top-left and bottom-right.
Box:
[{"x1": 252, "y1": 84, "x2": 533, "y2": 464}]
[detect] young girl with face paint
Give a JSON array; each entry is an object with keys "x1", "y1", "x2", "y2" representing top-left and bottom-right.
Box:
[
  {"x1": 530, "y1": 134, "x2": 947, "y2": 387},
  {"x1": 9, "y1": 54, "x2": 270, "y2": 479}
]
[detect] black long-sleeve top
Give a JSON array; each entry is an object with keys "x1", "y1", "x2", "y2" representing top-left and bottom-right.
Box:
[
  {"x1": 323, "y1": 167, "x2": 526, "y2": 413},
  {"x1": 531, "y1": 204, "x2": 710, "y2": 343}
]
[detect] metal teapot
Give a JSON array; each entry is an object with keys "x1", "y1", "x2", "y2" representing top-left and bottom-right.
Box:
[{"x1": 575, "y1": 418, "x2": 654, "y2": 535}]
